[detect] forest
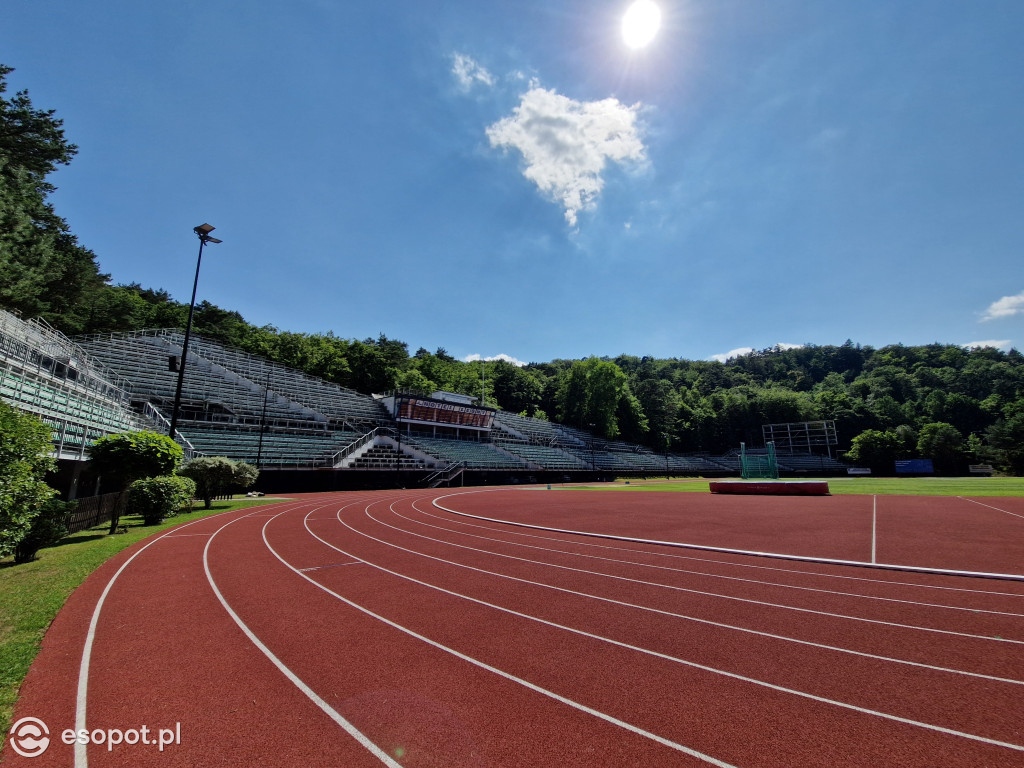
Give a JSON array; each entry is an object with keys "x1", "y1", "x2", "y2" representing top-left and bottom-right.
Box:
[{"x1": 2, "y1": 64, "x2": 1022, "y2": 474}]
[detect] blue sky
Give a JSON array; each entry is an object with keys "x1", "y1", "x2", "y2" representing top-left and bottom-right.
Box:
[{"x1": 3, "y1": 0, "x2": 1023, "y2": 365}]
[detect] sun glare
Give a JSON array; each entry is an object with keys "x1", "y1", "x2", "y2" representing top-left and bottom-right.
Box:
[{"x1": 622, "y1": 0, "x2": 661, "y2": 49}]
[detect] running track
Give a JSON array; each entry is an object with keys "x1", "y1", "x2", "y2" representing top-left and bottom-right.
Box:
[{"x1": 7, "y1": 488, "x2": 1024, "y2": 767}]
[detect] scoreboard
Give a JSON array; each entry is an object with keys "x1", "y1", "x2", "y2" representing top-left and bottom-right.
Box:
[{"x1": 394, "y1": 395, "x2": 495, "y2": 430}]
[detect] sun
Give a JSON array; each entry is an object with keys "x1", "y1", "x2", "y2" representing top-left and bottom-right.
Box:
[{"x1": 622, "y1": 0, "x2": 662, "y2": 49}]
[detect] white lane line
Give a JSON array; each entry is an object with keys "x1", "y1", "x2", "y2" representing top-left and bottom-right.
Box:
[
  {"x1": 872, "y1": 495, "x2": 878, "y2": 565},
  {"x1": 408, "y1": 493, "x2": 1024, "y2": 600},
  {"x1": 395, "y1": 500, "x2": 1024, "y2": 619},
  {"x1": 345, "y1": 503, "x2": 1024, "y2": 686},
  {"x1": 309, "y1": 505, "x2": 1024, "y2": 755},
  {"x1": 264, "y1": 509, "x2": 741, "y2": 767},
  {"x1": 349, "y1": 502, "x2": 1024, "y2": 645},
  {"x1": 203, "y1": 505, "x2": 403, "y2": 768},
  {"x1": 74, "y1": 504, "x2": 281, "y2": 768},
  {"x1": 432, "y1": 490, "x2": 1024, "y2": 582},
  {"x1": 959, "y1": 496, "x2": 1024, "y2": 521}
]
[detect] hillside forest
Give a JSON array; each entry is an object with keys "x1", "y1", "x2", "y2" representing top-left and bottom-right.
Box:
[{"x1": 2, "y1": 64, "x2": 1023, "y2": 474}]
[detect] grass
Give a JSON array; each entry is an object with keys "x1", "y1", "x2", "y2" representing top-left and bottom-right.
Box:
[
  {"x1": 591, "y1": 476, "x2": 1024, "y2": 496},
  {"x1": 0, "y1": 496, "x2": 283, "y2": 738}
]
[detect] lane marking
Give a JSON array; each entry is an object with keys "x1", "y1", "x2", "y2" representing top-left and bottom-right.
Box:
[
  {"x1": 298, "y1": 561, "x2": 363, "y2": 572},
  {"x1": 258, "y1": 510, "x2": 741, "y2": 767},
  {"x1": 959, "y1": 496, "x2": 1024, "y2": 521},
  {"x1": 300, "y1": 505, "x2": 1024, "y2": 755},
  {"x1": 343, "y1": 503, "x2": 1024, "y2": 686},
  {"x1": 74, "y1": 503, "x2": 285, "y2": 768},
  {"x1": 872, "y1": 495, "x2": 877, "y2": 565},
  {"x1": 203, "y1": 506, "x2": 403, "y2": 768},
  {"x1": 350, "y1": 503, "x2": 1024, "y2": 645},
  {"x1": 432, "y1": 490, "x2": 1024, "y2": 582},
  {"x1": 394, "y1": 500, "x2": 1024, "y2": 619},
  {"x1": 409, "y1": 493, "x2": 1024, "y2": 600}
]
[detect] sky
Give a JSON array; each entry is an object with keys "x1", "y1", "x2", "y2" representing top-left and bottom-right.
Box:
[{"x1": 3, "y1": 0, "x2": 1023, "y2": 366}]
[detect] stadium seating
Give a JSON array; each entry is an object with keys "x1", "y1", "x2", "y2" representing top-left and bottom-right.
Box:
[{"x1": 0, "y1": 309, "x2": 144, "y2": 457}]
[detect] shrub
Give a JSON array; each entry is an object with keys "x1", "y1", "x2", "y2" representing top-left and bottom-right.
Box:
[
  {"x1": 13, "y1": 498, "x2": 72, "y2": 563},
  {"x1": 179, "y1": 457, "x2": 239, "y2": 509},
  {"x1": 0, "y1": 402, "x2": 56, "y2": 558},
  {"x1": 128, "y1": 476, "x2": 196, "y2": 526}
]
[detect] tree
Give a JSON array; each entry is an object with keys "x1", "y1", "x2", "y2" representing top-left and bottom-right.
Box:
[
  {"x1": 232, "y1": 461, "x2": 259, "y2": 493},
  {"x1": 178, "y1": 456, "x2": 238, "y2": 509},
  {"x1": 491, "y1": 361, "x2": 542, "y2": 416},
  {"x1": 0, "y1": 402, "x2": 56, "y2": 559},
  {"x1": 87, "y1": 431, "x2": 184, "y2": 532},
  {"x1": 0, "y1": 64, "x2": 107, "y2": 332},
  {"x1": 846, "y1": 429, "x2": 913, "y2": 473},
  {"x1": 916, "y1": 422, "x2": 966, "y2": 475}
]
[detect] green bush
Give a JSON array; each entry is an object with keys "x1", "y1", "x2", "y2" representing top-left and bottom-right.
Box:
[
  {"x1": 13, "y1": 498, "x2": 71, "y2": 564},
  {"x1": 179, "y1": 457, "x2": 256, "y2": 509},
  {"x1": 128, "y1": 476, "x2": 196, "y2": 526},
  {"x1": 0, "y1": 403, "x2": 57, "y2": 558}
]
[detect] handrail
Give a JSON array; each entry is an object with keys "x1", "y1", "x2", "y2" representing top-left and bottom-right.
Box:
[
  {"x1": 329, "y1": 426, "x2": 394, "y2": 468},
  {"x1": 142, "y1": 402, "x2": 199, "y2": 456}
]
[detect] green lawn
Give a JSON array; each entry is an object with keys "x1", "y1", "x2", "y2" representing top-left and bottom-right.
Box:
[
  {"x1": 592, "y1": 476, "x2": 1024, "y2": 496},
  {"x1": 0, "y1": 497, "x2": 283, "y2": 737}
]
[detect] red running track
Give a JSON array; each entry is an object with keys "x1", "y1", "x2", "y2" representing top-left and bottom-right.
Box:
[{"x1": 7, "y1": 488, "x2": 1024, "y2": 767}]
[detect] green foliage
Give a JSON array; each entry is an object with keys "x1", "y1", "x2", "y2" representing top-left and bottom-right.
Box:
[
  {"x1": 916, "y1": 422, "x2": 966, "y2": 475},
  {"x1": 846, "y1": 429, "x2": 914, "y2": 472},
  {"x1": 231, "y1": 461, "x2": 259, "y2": 491},
  {"x1": 86, "y1": 431, "x2": 184, "y2": 489},
  {"x1": 178, "y1": 456, "x2": 239, "y2": 509},
  {"x1": 127, "y1": 475, "x2": 196, "y2": 525},
  {"x1": 13, "y1": 498, "x2": 70, "y2": 563},
  {"x1": 0, "y1": 64, "x2": 108, "y2": 332},
  {"x1": 0, "y1": 402, "x2": 56, "y2": 558}
]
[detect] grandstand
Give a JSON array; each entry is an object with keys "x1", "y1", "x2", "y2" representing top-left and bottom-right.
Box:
[
  {"x1": 76, "y1": 330, "x2": 389, "y2": 467},
  {"x1": 0, "y1": 314, "x2": 849, "y2": 491},
  {"x1": 0, "y1": 309, "x2": 145, "y2": 460}
]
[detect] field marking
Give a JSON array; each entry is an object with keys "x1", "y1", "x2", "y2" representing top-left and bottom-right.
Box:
[
  {"x1": 73, "y1": 504, "x2": 285, "y2": 768},
  {"x1": 348, "y1": 501, "x2": 1024, "y2": 645},
  {"x1": 260, "y1": 507, "x2": 741, "y2": 767},
  {"x1": 959, "y1": 497, "x2": 1024, "y2": 521},
  {"x1": 872, "y1": 495, "x2": 878, "y2": 565},
  {"x1": 299, "y1": 504, "x2": 1024, "y2": 754},
  {"x1": 335, "y1": 502, "x2": 1024, "y2": 685},
  {"x1": 431, "y1": 490, "x2": 1024, "y2": 582},
  {"x1": 399, "y1": 499, "x2": 1024, "y2": 619},
  {"x1": 203, "y1": 505, "x2": 403, "y2": 768},
  {"x1": 401, "y1": 492, "x2": 1024, "y2": 600}
]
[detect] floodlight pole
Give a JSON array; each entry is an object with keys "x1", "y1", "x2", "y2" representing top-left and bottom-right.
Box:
[{"x1": 168, "y1": 224, "x2": 222, "y2": 441}]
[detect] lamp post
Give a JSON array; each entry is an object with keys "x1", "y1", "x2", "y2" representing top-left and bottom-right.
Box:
[{"x1": 168, "y1": 223, "x2": 222, "y2": 441}]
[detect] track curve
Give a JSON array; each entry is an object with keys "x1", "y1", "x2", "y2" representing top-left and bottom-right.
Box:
[{"x1": 8, "y1": 489, "x2": 1024, "y2": 767}]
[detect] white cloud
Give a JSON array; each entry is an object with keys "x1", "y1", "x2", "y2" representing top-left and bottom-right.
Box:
[
  {"x1": 962, "y1": 340, "x2": 1012, "y2": 351},
  {"x1": 463, "y1": 353, "x2": 527, "y2": 367},
  {"x1": 451, "y1": 53, "x2": 495, "y2": 91},
  {"x1": 486, "y1": 87, "x2": 646, "y2": 227},
  {"x1": 980, "y1": 290, "x2": 1024, "y2": 322},
  {"x1": 710, "y1": 347, "x2": 754, "y2": 363},
  {"x1": 709, "y1": 343, "x2": 803, "y2": 363}
]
